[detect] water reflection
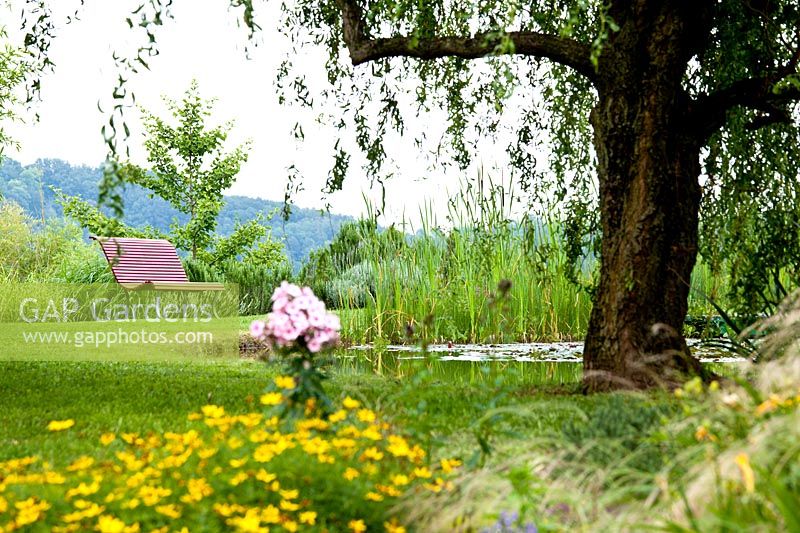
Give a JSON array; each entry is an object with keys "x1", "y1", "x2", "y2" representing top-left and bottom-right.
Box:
[{"x1": 346, "y1": 340, "x2": 744, "y2": 364}]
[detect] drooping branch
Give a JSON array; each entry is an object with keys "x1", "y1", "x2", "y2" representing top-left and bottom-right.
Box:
[
  {"x1": 694, "y1": 75, "x2": 800, "y2": 138},
  {"x1": 335, "y1": 0, "x2": 597, "y2": 82},
  {"x1": 694, "y1": 39, "x2": 800, "y2": 138}
]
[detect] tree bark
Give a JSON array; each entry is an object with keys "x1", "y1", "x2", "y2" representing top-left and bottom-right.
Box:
[{"x1": 582, "y1": 2, "x2": 712, "y2": 391}]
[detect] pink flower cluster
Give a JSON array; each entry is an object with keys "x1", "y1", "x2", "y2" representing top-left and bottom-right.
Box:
[{"x1": 250, "y1": 282, "x2": 341, "y2": 353}]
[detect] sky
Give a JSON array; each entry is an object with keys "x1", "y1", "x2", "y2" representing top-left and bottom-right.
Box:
[{"x1": 3, "y1": 0, "x2": 524, "y2": 227}]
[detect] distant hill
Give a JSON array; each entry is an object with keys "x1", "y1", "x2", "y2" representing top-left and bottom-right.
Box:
[{"x1": 0, "y1": 158, "x2": 351, "y2": 266}]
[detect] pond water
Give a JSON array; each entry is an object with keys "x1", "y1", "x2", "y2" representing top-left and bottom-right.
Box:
[
  {"x1": 346, "y1": 339, "x2": 745, "y2": 364},
  {"x1": 334, "y1": 340, "x2": 745, "y2": 384}
]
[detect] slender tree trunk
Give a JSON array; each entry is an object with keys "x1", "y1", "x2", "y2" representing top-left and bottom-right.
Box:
[{"x1": 582, "y1": 2, "x2": 712, "y2": 391}]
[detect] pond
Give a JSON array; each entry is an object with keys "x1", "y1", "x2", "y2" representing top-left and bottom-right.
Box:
[
  {"x1": 348, "y1": 339, "x2": 744, "y2": 363},
  {"x1": 335, "y1": 340, "x2": 745, "y2": 385}
]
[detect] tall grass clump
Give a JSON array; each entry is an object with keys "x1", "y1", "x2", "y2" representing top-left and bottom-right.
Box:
[
  {"x1": 402, "y1": 291, "x2": 800, "y2": 532},
  {"x1": 325, "y1": 176, "x2": 595, "y2": 344}
]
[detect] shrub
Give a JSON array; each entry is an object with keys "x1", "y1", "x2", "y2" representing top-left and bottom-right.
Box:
[
  {"x1": 0, "y1": 201, "x2": 103, "y2": 283},
  {"x1": 183, "y1": 258, "x2": 292, "y2": 316},
  {"x1": 325, "y1": 262, "x2": 376, "y2": 309}
]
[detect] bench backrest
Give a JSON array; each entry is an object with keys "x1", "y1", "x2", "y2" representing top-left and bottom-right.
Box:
[{"x1": 93, "y1": 237, "x2": 189, "y2": 284}]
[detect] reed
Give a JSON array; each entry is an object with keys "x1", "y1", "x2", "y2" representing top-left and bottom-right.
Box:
[{"x1": 328, "y1": 176, "x2": 727, "y2": 344}]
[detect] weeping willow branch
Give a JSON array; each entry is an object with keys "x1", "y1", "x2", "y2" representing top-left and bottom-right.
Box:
[{"x1": 334, "y1": 0, "x2": 597, "y2": 82}]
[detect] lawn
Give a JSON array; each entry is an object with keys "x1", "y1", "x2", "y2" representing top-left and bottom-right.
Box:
[{"x1": 0, "y1": 359, "x2": 598, "y2": 462}]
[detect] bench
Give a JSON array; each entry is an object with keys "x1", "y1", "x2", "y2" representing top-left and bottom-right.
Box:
[{"x1": 92, "y1": 236, "x2": 225, "y2": 291}]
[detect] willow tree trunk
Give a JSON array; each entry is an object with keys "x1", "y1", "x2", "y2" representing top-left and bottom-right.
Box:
[{"x1": 582, "y1": 3, "x2": 711, "y2": 391}]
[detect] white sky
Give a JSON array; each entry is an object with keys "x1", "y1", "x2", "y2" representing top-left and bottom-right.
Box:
[{"x1": 3, "y1": 0, "x2": 526, "y2": 227}]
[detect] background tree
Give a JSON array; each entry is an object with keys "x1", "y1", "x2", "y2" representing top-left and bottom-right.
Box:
[{"x1": 61, "y1": 81, "x2": 283, "y2": 268}]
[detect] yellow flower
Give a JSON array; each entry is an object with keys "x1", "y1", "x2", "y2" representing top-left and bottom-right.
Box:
[
  {"x1": 67, "y1": 456, "x2": 95, "y2": 472},
  {"x1": 413, "y1": 467, "x2": 432, "y2": 479},
  {"x1": 365, "y1": 491, "x2": 384, "y2": 502},
  {"x1": 201, "y1": 404, "x2": 226, "y2": 418},
  {"x1": 255, "y1": 469, "x2": 276, "y2": 484},
  {"x1": 424, "y1": 477, "x2": 452, "y2": 493},
  {"x1": 377, "y1": 484, "x2": 401, "y2": 497},
  {"x1": 344, "y1": 467, "x2": 360, "y2": 480},
  {"x1": 229, "y1": 471, "x2": 249, "y2": 486},
  {"x1": 694, "y1": 425, "x2": 716, "y2": 442},
  {"x1": 66, "y1": 480, "x2": 100, "y2": 499},
  {"x1": 180, "y1": 478, "x2": 213, "y2": 503},
  {"x1": 280, "y1": 499, "x2": 300, "y2": 511},
  {"x1": 136, "y1": 485, "x2": 171, "y2": 506},
  {"x1": 755, "y1": 398, "x2": 779, "y2": 416},
  {"x1": 362, "y1": 447, "x2": 384, "y2": 461},
  {"x1": 229, "y1": 458, "x2": 248, "y2": 468},
  {"x1": 349, "y1": 519, "x2": 367, "y2": 533},
  {"x1": 280, "y1": 489, "x2": 299, "y2": 500},
  {"x1": 155, "y1": 504, "x2": 181, "y2": 519},
  {"x1": 284, "y1": 520, "x2": 299, "y2": 532},
  {"x1": 121, "y1": 498, "x2": 140, "y2": 510},
  {"x1": 391, "y1": 474, "x2": 410, "y2": 486},
  {"x1": 120, "y1": 433, "x2": 139, "y2": 445},
  {"x1": 332, "y1": 438, "x2": 357, "y2": 450},
  {"x1": 384, "y1": 519, "x2": 407, "y2": 533},
  {"x1": 261, "y1": 504, "x2": 281, "y2": 524},
  {"x1": 357, "y1": 409, "x2": 376, "y2": 423},
  {"x1": 45, "y1": 470, "x2": 66, "y2": 484},
  {"x1": 274, "y1": 376, "x2": 296, "y2": 389},
  {"x1": 361, "y1": 426, "x2": 382, "y2": 441},
  {"x1": 198, "y1": 447, "x2": 218, "y2": 459},
  {"x1": 343, "y1": 396, "x2": 361, "y2": 410},
  {"x1": 329, "y1": 409, "x2": 348, "y2": 423},
  {"x1": 226, "y1": 509, "x2": 262, "y2": 532},
  {"x1": 260, "y1": 392, "x2": 283, "y2": 406},
  {"x1": 299, "y1": 511, "x2": 317, "y2": 525},
  {"x1": 13, "y1": 497, "x2": 50, "y2": 527},
  {"x1": 440, "y1": 458, "x2": 461, "y2": 474},
  {"x1": 96, "y1": 515, "x2": 127, "y2": 533},
  {"x1": 47, "y1": 419, "x2": 75, "y2": 432},
  {"x1": 734, "y1": 453, "x2": 755, "y2": 493},
  {"x1": 0, "y1": 495, "x2": 7, "y2": 513},
  {"x1": 386, "y1": 436, "x2": 411, "y2": 457},
  {"x1": 99, "y1": 433, "x2": 116, "y2": 446}
]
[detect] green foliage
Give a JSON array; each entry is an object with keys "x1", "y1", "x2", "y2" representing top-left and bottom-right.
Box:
[
  {"x1": 0, "y1": 200, "x2": 105, "y2": 282},
  {"x1": 298, "y1": 219, "x2": 406, "y2": 307},
  {"x1": 58, "y1": 191, "x2": 164, "y2": 240},
  {"x1": 184, "y1": 258, "x2": 292, "y2": 316},
  {"x1": 561, "y1": 394, "x2": 671, "y2": 474},
  {"x1": 0, "y1": 26, "x2": 26, "y2": 160}
]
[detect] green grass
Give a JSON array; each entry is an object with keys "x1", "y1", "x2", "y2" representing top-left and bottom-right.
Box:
[{"x1": 0, "y1": 358, "x2": 592, "y2": 464}]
